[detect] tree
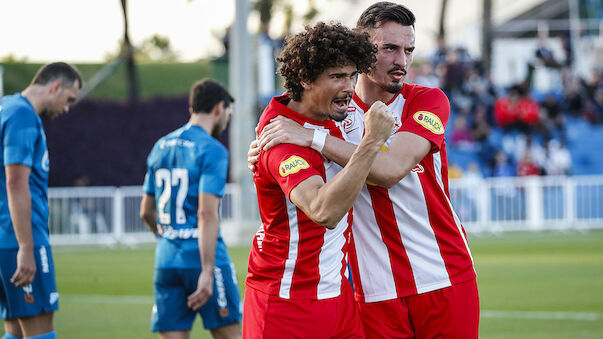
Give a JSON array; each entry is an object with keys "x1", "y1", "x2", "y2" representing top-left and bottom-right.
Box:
[{"x1": 121, "y1": 0, "x2": 139, "y2": 101}]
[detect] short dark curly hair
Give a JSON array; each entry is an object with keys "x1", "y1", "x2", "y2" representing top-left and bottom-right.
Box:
[{"x1": 277, "y1": 22, "x2": 377, "y2": 101}]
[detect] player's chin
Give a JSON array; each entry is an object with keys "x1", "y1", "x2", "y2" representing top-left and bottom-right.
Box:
[{"x1": 329, "y1": 102, "x2": 349, "y2": 122}]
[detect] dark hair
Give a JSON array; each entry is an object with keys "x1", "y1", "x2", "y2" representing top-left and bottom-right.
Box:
[
  {"x1": 277, "y1": 22, "x2": 377, "y2": 101},
  {"x1": 32, "y1": 62, "x2": 83, "y2": 89},
  {"x1": 356, "y1": 2, "x2": 415, "y2": 31},
  {"x1": 189, "y1": 78, "x2": 234, "y2": 114}
]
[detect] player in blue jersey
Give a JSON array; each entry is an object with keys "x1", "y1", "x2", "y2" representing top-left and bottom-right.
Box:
[
  {"x1": 0, "y1": 62, "x2": 82, "y2": 339},
  {"x1": 140, "y1": 79, "x2": 242, "y2": 339}
]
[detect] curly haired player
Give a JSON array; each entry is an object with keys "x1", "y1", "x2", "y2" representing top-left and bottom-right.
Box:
[{"x1": 243, "y1": 22, "x2": 394, "y2": 338}]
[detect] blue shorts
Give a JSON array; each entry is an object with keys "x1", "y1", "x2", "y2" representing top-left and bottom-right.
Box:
[
  {"x1": 151, "y1": 263, "x2": 242, "y2": 332},
  {"x1": 0, "y1": 246, "x2": 59, "y2": 319}
]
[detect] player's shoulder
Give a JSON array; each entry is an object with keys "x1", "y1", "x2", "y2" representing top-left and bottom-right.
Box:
[
  {"x1": 0, "y1": 94, "x2": 36, "y2": 122},
  {"x1": 257, "y1": 94, "x2": 291, "y2": 132},
  {"x1": 263, "y1": 143, "x2": 319, "y2": 164},
  {"x1": 203, "y1": 136, "x2": 228, "y2": 157},
  {"x1": 403, "y1": 83, "x2": 448, "y2": 101}
]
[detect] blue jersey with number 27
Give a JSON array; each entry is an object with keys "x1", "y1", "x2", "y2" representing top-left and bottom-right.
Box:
[
  {"x1": 143, "y1": 123, "x2": 230, "y2": 269},
  {"x1": 0, "y1": 94, "x2": 50, "y2": 249}
]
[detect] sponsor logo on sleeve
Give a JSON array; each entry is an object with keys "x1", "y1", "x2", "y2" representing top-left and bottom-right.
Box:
[
  {"x1": 279, "y1": 155, "x2": 310, "y2": 177},
  {"x1": 413, "y1": 111, "x2": 444, "y2": 135}
]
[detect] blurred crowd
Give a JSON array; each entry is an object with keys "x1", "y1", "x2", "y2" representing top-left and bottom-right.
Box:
[{"x1": 409, "y1": 36, "x2": 603, "y2": 179}]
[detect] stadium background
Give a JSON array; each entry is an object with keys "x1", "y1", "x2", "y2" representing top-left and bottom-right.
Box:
[{"x1": 1, "y1": 0, "x2": 602, "y2": 337}]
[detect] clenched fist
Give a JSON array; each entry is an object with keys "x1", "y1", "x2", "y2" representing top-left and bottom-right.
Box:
[{"x1": 363, "y1": 101, "x2": 394, "y2": 144}]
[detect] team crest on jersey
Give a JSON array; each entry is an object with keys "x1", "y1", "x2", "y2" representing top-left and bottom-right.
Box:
[
  {"x1": 23, "y1": 284, "x2": 34, "y2": 304},
  {"x1": 413, "y1": 111, "x2": 444, "y2": 135},
  {"x1": 411, "y1": 164, "x2": 424, "y2": 173},
  {"x1": 41, "y1": 150, "x2": 50, "y2": 172},
  {"x1": 342, "y1": 110, "x2": 355, "y2": 132},
  {"x1": 279, "y1": 155, "x2": 310, "y2": 177}
]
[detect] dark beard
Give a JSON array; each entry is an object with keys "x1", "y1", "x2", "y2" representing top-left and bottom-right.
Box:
[
  {"x1": 330, "y1": 111, "x2": 348, "y2": 122},
  {"x1": 211, "y1": 125, "x2": 222, "y2": 138},
  {"x1": 382, "y1": 81, "x2": 404, "y2": 94},
  {"x1": 39, "y1": 109, "x2": 52, "y2": 119}
]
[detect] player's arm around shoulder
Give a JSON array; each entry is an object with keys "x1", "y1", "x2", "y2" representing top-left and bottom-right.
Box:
[
  {"x1": 366, "y1": 88, "x2": 449, "y2": 188},
  {"x1": 290, "y1": 102, "x2": 394, "y2": 229}
]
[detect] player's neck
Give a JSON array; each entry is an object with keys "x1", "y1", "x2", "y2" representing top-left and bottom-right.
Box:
[
  {"x1": 188, "y1": 114, "x2": 214, "y2": 135},
  {"x1": 21, "y1": 86, "x2": 46, "y2": 116},
  {"x1": 287, "y1": 98, "x2": 329, "y2": 122},
  {"x1": 355, "y1": 75, "x2": 396, "y2": 107}
]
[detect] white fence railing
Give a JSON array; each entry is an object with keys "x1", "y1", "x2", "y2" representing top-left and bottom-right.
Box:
[{"x1": 48, "y1": 176, "x2": 603, "y2": 247}]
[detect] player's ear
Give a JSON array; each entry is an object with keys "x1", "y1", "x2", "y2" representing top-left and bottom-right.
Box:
[
  {"x1": 188, "y1": 107, "x2": 195, "y2": 116},
  {"x1": 212, "y1": 101, "x2": 225, "y2": 118},
  {"x1": 300, "y1": 80, "x2": 312, "y2": 90},
  {"x1": 49, "y1": 80, "x2": 63, "y2": 94}
]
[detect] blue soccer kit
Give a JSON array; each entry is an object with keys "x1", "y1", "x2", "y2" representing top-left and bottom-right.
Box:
[
  {"x1": 143, "y1": 123, "x2": 242, "y2": 332},
  {"x1": 0, "y1": 94, "x2": 58, "y2": 319}
]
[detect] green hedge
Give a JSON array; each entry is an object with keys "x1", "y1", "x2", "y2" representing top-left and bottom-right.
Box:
[{"x1": 1, "y1": 60, "x2": 229, "y2": 100}]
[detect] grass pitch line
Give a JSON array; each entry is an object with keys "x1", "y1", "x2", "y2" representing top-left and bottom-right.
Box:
[
  {"x1": 63, "y1": 295, "x2": 602, "y2": 321},
  {"x1": 481, "y1": 310, "x2": 601, "y2": 321}
]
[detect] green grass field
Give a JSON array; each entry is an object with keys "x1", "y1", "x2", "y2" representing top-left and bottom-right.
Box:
[{"x1": 2, "y1": 231, "x2": 603, "y2": 338}]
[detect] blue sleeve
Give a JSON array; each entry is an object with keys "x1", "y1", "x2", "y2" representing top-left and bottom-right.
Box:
[
  {"x1": 199, "y1": 143, "x2": 228, "y2": 197},
  {"x1": 3, "y1": 107, "x2": 38, "y2": 167}
]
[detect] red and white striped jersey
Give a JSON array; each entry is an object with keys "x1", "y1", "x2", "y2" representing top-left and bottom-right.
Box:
[
  {"x1": 343, "y1": 84, "x2": 476, "y2": 303},
  {"x1": 247, "y1": 94, "x2": 352, "y2": 300}
]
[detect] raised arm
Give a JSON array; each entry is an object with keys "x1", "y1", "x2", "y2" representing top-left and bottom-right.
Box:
[
  {"x1": 259, "y1": 92, "x2": 445, "y2": 188},
  {"x1": 287, "y1": 102, "x2": 394, "y2": 228},
  {"x1": 6, "y1": 164, "x2": 36, "y2": 287},
  {"x1": 320, "y1": 131, "x2": 431, "y2": 188}
]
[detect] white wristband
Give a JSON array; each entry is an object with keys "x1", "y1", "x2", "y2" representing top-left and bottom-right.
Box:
[{"x1": 311, "y1": 129, "x2": 327, "y2": 153}]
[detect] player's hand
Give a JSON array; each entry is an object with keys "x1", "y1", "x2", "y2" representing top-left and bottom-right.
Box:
[
  {"x1": 248, "y1": 139, "x2": 260, "y2": 173},
  {"x1": 187, "y1": 269, "x2": 214, "y2": 311},
  {"x1": 258, "y1": 116, "x2": 313, "y2": 151},
  {"x1": 363, "y1": 101, "x2": 394, "y2": 144},
  {"x1": 11, "y1": 247, "x2": 36, "y2": 287}
]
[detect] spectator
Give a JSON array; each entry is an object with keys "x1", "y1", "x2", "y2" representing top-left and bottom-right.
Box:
[
  {"x1": 516, "y1": 151, "x2": 541, "y2": 176},
  {"x1": 543, "y1": 139, "x2": 572, "y2": 176},
  {"x1": 562, "y1": 77, "x2": 587, "y2": 117},
  {"x1": 432, "y1": 34, "x2": 448, "y2": 67},
  {"x1": 413, "y1": 62, "x2": 440, "y2": 88},
  {"x1": 442, "y1": 50, "x2": 466, "y2": 94},
  {"x1": 472, "y1": 104, "x2": 492, "y2": 143},
  {"x1": 492, "y1": 150, "x2": 515, "y2": 177},
  {"x1": 451, "y1": 114, "x2": 474, "y2": 149},
  {"x1": 541, "y1": 93, "x2": 564, "y2": 136},
  {"x1": 513, "y1": 133, "x2": 546, "y2": 169},
  {"x1": 494, "y1": 85, "x2": 539, "y2": 132},
  {"x1": 448, "y1": 161, "x2": 464, "y2": 179}
]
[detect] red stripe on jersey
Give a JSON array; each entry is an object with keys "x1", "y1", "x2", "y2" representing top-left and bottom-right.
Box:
[
  {"x1": 418, "y1": 155, "x2": 475, "y2": 285},
  {"x1": 439, "y1": 141, "x2": 451, "y2": 198},
  {"x1": 347, "y1": 226, "x2": 364, "y2": 299},
  {"x1": 367, "y1": 185, "x2": 417, "y2": 295}
]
